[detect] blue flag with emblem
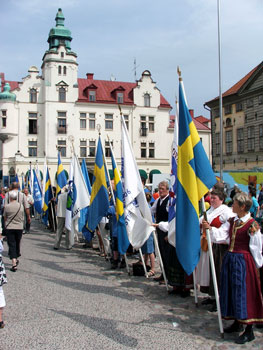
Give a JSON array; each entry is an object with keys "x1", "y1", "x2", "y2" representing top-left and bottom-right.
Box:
[
  {"x1": 110, "y1": 147, "x2": 130, "y2": 255},
  {"x1": 176, "y1": 78, "x2": 216, "y2": 275},
  {"x1": 32, "y1": 169, "x2": 43, "y2": 214},
  {"x1": 86, "y1": 137, "x2": 109, "y2": 232},
  {"x1": 56, "y1": 152, "x2": 67, "y2": 198},
  {"x1": 42, "y1": 168, "x2": 53, "y2": 226}
]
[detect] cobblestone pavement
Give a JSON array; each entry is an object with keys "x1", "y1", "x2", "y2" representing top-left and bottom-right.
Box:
[{"x1": 1, "y1": 220, "x2": 262, "y2": 349}]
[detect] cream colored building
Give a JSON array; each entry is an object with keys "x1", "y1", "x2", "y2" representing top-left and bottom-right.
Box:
[{"x1": 0, "y1": 8, "x2": 212, "y2": 186}]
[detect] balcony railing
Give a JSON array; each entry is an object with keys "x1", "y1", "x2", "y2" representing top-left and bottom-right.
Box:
[{"x1": 57, "y1": 125, "x2": 67, "y2": 134}]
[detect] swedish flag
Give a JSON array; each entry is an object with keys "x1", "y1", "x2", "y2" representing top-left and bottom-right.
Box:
[
  {"x1": 176, "y1": 79, "x2": 216, "y2": 275},
  {"x1": 87, "y1": 137, "x2": 109, "y2": 232},
  {"x1": 56, "y1": 152, "x2": 67, "y2": 198},
  {"x1": 111, "y1": 151, "x2": 130, "y2": 255},
  {"x1": 43, "y1": 168, "x2": 53, "y2": 226}
]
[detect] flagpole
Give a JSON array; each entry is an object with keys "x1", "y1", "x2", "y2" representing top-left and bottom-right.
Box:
[
  {"x1": 153, "y1": 229, "x2": 169, "y2": 291},
  {"x1": 107, "y1": 134, "x2": 130, "y2": 275},
  {"x1": 201, "y1": 197, "x2": 224, "y2": 337},
  {"x1": 217, "y1": 0, "x2": 223, "y2": 181}
]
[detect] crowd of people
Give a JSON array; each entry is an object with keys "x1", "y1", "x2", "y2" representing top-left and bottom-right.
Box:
[{"x1": 0, "y1": 179, "x2": 263, "y2": 345}]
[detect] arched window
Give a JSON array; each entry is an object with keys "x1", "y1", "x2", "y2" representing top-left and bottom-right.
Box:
[
  {"x1": 144, "y1": 93, "x2": 150, "y2": 107},
  {"x1": 58, "y1": 66, "x2": 62, "y2": 75},
  {"x1": 59, "y1": 87, "x2": 66, "y2": 102},
  {"x1": 226, "y1": 118, "x2": 232, "y2": 127},
  {"x1": 29, "y1": 88, "x2": 37, "y2": 103},
  {"x1": 63, "y1": 66, "x2": 67, "y2": 75}
]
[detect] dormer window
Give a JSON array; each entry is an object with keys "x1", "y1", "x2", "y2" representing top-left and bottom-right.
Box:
[
  {"x1": 117, "y1": 92, "x2": 123, "y2": 104},
  {"x1": 144, "y1": 93, "x2": 150, "y2": 107},
  {"x1": 29, "y1": 88, "x2": 37, "y2": 103},
  {"x1": 89, "y1": 91, "x2": 96, "y2": 102},
  {"x1": 61, "y1": 52, "x2": 64, "y2": 58}
]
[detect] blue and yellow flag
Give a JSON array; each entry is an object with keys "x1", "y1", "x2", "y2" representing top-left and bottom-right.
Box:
[
  {"x1": 87, "y1": 137, "x2": 109, "y2": 232},
  {"x1": 43, "y1": 168, "x2": 53, "y2": 226},
  {"x1": 111, "y1": 150, "x2": 130, "y2": 255},
  {"x1": 176, "y1": 79, "x2": 216, "y2": 275},
  {"x1": 56, "y1": 152, "x2": 67, "y2": 198}
]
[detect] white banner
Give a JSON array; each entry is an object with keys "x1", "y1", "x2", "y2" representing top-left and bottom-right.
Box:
[
  {"x1": 65, "y1": 155, "x2": 90, "y2": 231},
  {"x1": 121, "y1": 116, "x2": 153, "y2": 249}
]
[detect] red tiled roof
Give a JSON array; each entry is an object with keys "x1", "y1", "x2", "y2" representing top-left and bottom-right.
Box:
[
  {"x1": 169, "y1": 114, "x2": 210, "y2": 131},
  {"x1": 195, "y1": 116, "x2": 210, "y2": 124},
  {"x1": 206, "y1": 62, "x2": 262, "y2": 103},
  {"x1": 77, "y1": 77, "x2": 171, "y2": 108},
  {"x1": 1, "y1": 80, "x2": 20, "y2": 92}
]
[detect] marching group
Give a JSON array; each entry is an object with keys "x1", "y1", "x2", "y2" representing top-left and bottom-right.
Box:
[{"x1": 0, "y1": 179, "x2": 263, "y2": 345}]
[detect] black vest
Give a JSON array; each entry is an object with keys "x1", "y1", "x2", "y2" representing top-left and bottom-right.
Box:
[{"x1": 156, "y1": 196, "x2": 169, "y2": 223}]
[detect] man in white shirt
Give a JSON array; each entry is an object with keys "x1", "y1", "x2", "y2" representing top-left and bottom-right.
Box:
[{"x1": 54, "y1": 188, "x2": 72, "y2": 250}]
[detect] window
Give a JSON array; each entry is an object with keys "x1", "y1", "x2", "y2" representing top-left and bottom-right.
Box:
[
  {"x1": 247, "y1": 98, "x2": 253, "y2": 108},
  {"x1": 89, "y1": 91, "x2": 96, "y2": 102},
  {"x1": 213, "y1": 108, "x2": 219, "y2": 118},
  {"x1": 58, "y1": 140, "x2": 66, "y2": 157},
  {"x1": 124, "y1": 115, "x2": 129, "y2": 130},
  {"x1": 144, "y1": 93, "x2": 150, "y2": 107},
  {"x1": 57, "y1": 112, "x2": 67, "y2": 134},
  {"x1": 29, "y1": 89, "x2": 37, "y2": 103},
  {"x1": 141, "y1": 142, "x2": 147, "y2": 158},
  {"x1": 236, "y1": 102, "x2": 243, "y2": 112},
  {"x1": 149, "y1": 142, "x2": 155, "y2": 158},
  {"x1": 149, "y1": 116, "x2": 155, "y2": 132},
  {"x1": 80, "y1": 113, "x2": 86, "y2": 129},
  {"x1": 247, "y1": 126, "x2": 255, "y2": 151},
  {"x1": 59, "y1": 87, "x2": 66, "y2": 102},
  {"x1": 105, "y1": 114, "x2": 113, "y2": 130},
  {"x1": 89, "y1": 113, "x2": 96, "y2": 129},
  {"x1": 28, "y1": 140, "x2": 37, "y2": 157},
  {"x1": 259, "y1": 125, "x2": 263, "y2": 150},
  {"x1": 105, "y1": 141, "x2": 113, "y2": 157},
  {"x1": 80, "y1": 140, "x2": 87, "y2": 158},
  {"x1": 259, "y1": 95, "x2": 263, "y2": 105},
  {"x1": 58, "y1": 66, "x2": 62, "y2": 75},
  {"x1": 61, "y1": 52, "x2": 64, "y2": 58},
  {"x1": 89, "y1": 140, "x2": 96, "y2": 157},
  {"x1": 1, "y1": 110, "x2": 6, "y2": 128},
  {"x1": 28, "y1": 112, "x2": 37, "y2": 134},
  {"x1": 215, "y1": 133, "x2": 220, "y2": 156},
  {"x1": 237, "y1": 128, "x2": 244, "y2": 153},
  {"x1": 224, "y1": 105, "x2": 232, "y2": 115},
  {"x1": 140, "y1": 116, "x2": 147, "y2": 136},
  {"x1": 63, "y1": 66, "x2": 67, "y2": 75},
  {"x1": 117, "y1": 92, "x2": 123, "y2": 104},
  {"x1": 225, "y1": 118, "x2": 232, "y2": 127},
  {"x1": 225, "y1": 130, "x2": 232, "y2": 154}
]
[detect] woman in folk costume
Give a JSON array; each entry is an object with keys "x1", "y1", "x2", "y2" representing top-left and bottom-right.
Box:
[
  {"x1": 196, "y1": 188, "x2": 235, "y2": 310},
  {"x1": 220, "y1": 192, "x2": 263, "y2": 344}
]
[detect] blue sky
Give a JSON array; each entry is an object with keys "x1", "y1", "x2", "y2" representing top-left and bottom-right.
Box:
[{"x1": 1, "y1": 0, "x2": 262, "y2": 117}]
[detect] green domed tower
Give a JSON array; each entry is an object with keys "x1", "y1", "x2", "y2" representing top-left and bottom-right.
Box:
[
  {"x1": 0, "y1": 83, "x2": 16, "y2": 102},
  {"x1": 47, "y1": 8, "x2": 74, "y2": 53}
]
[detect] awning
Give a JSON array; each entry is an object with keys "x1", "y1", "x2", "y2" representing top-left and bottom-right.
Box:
[
  {"x1": 149, "y1": 169, "x2": 161, "y2": 182},
  {"x1": 139, "y1": 169, "x2": 148, "y2": 180},
  {"x1": 26, "y1": 169, "x2": 43, "y2": 180}
]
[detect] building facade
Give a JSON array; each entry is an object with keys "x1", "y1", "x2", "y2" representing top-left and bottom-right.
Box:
[
  {"x1": 0, "y1": 8, "x2": 211, "y2": 186},
  {"x1": 205, "y1": 62, "x2": 263, "y2": 172}
]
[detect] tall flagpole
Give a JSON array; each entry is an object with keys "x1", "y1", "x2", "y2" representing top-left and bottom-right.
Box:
[{"x1": 217, "y1": 0, "x2": 223, "y2": 181}]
